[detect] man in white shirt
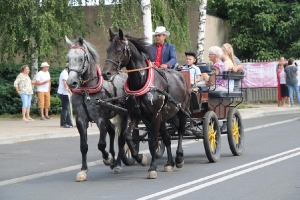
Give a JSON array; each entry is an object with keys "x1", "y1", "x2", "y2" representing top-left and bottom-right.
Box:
[
  {"x1": 35, "y1": 62, "x2": 51, "y2": 120},
  {"x1": 57, "y1": 63, "x2": 73, "y2": 128}
]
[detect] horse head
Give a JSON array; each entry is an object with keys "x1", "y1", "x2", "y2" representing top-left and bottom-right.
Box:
[
  {"x1": 102, "y1": 29, "x2": 132, "y2": 80},
  {"x1": 65, "y1": 36, "x2": 99, "y2": 88}
]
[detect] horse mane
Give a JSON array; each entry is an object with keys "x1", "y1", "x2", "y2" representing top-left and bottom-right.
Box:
[
  {"x1": 111, "y1": 34, "x2": 153, "y2": 61},
  {"x1": 126, "y1": 35, "x2": 152, "y2": 58},
  {"x1": 72, "y1": 38, "x2": 99, "y2": 65}
]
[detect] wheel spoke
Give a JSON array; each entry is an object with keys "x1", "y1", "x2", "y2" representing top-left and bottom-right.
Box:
[
  {"x1": 209, "y1": 120, "x2": 217, "y2": 152},
  {"x1": 232, "y1": 117, "x2": 240, "y2": 145}
]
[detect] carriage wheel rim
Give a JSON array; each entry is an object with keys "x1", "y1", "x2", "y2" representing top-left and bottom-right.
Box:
[
  {"x1": 232, "y1": 117, "x2": 240, "y2": 146},
  {"x1": 208, "y1": 120, "x2": 217, "y2": 153}
]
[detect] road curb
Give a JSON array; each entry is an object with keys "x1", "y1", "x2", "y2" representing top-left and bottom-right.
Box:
[
  {"x1": 241, "y1": 108, "x2": 300, "y2": 119},
  {"x1": 0, "y1": 132, "x2": 99, "y2": 145}
]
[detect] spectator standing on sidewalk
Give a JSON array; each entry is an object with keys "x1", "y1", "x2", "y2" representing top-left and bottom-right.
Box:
[
  {"x1": 57, "y1": 63, "x2": 73, "y2": 128},
  {"x1": 284, "y1": 57, "x2": 300, "y2": 107},
  {"x1": 14, "y1": 65, "x2": 35, "y2": 121},
  {"x1": 277, "y1": 63, "x2": 290, "y2": 107},
  {"x1": 35, "y1": 62, "x2": 51, "y2": 120}
]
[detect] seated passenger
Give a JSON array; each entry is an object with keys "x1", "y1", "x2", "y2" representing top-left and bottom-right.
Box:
[
  {"x1": 221, "y1": 43, "x2": 243, "y2": 72},
  {"x1": 207, "y1": 46, "x2": 233, "y2": 91},
  {"x1": 177, "y1": 51, "x2": 202, "y2": 85}
]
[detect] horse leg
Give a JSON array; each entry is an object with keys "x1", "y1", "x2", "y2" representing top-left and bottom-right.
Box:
[
  {"x1": 147, "y1": 114, "x2": 161, "y2": 179},
  {"x1": 76, "y1": 116, "x2": 89, "y2": 182},
  {"x1": 123, "y1": 116, "x2": 147, "y2": 165},
  {"x1": 175, "y1": 111, "x2": 187, "y2": 168},
  {"x1": 159, "y1": 122, "x2": 175, "y2": 172},
  {"x1": 106, "y1": 119, "x2": 116, "y2": 165},
  {"x1": 96, "y1": 118, "x2": 113, "y2": 167},
  {"x1": 111, "y1": 115, "x2": 128, "y2": 173}
]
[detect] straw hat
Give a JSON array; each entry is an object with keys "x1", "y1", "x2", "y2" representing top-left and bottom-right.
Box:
[{"x1": 40, "y1": 62, "x2": 50, "y2": 68}]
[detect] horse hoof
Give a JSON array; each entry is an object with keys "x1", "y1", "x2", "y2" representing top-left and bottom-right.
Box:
[
  {"x1": 103, "y1": 153, "x2": 113, "y2": 166},
  {"x1": 164, "y1": 166, "x2": 174, "y2": 172},
  {"x1": 112, "y1": 166, "x2": 122, "y2": 174},
  {"x1": 76, "y1": 170, "x2": 87, "y2": 182},
  {"x1": 176, "y1": 160, "x2": 184, "y2": 169},
  {"x1": 147, "y1": 171, "x2": 157, "y2": 179},
  {"x1": 140, "y1": 154, "x2": 147, "y2": 166}
]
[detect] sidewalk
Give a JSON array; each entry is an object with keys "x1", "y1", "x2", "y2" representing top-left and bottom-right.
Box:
[{"x1": 0, "y1": 104, "x2": 299, "y2": 145}]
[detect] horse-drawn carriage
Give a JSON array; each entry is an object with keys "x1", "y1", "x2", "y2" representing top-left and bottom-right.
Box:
[
  {"x1": 121, "y1": 63, "x2": 245, "y2": 165},
  {"x1": 66, "y1": 29, "x2": 245, "y2": 180}
]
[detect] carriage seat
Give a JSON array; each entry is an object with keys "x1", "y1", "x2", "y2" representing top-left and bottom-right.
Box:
[
  {"x1": 208, "y1": 90, "x2": 244, "y2": 98},
  {"x1": 222, "y1": 71, "x2": 245, "y2": 80},
  {"x1": 197, "y1": 63, "x2": 212, "y2": 73}
]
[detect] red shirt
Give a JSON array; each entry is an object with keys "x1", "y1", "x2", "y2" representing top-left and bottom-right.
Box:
[{"x1": 154, "y1": 43, "x2": 163, "y2": 67}]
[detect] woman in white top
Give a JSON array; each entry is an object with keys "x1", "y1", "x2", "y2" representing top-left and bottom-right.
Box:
[{"x1": 14, "y1": 65, "x2": 35, "y2": 121}]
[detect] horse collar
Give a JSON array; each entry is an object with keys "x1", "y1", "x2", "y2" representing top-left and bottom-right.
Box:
[
  {"x1": 71, "y1": 66, "x2": 103, "y2": 95},
  {"x1": 124, "y1": 59, "x2": 154, "y2": 97}
]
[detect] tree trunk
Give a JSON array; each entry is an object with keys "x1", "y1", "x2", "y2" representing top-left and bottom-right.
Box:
[
  {"x1": 141, "y1": 0, "x2": 152, "y2": 44},
  {"x1": 31, "y1": 38, "x2": 38, "y2": 106},
  {"x1": 197, "y1": 0, "x2": 207, "y2": 63}
]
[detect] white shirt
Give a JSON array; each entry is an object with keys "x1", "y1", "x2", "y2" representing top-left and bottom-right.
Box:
[
  {"x1": 182, "y1": 64, "x2": 201, "y2": 84},
  {"x1": 57, "y1": 69, "x2": 69, "y2": 95},
  {"x1": 279, "y1": 69, "x2": 286, "y2": 84},
  {"x1": 36, "y1": 70, "x2": 51, "y2": 92}
]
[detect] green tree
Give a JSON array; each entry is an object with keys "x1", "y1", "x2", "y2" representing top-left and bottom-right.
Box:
[
  {"x1": 208, "y1": 0, "x2": 300, "y2": 60},
  {"x1": 96, "y1": 0, "x2": 198, "y2": 52},
  {"x1": 0, "y1": 0, "x2": 86, "y2": 63}
]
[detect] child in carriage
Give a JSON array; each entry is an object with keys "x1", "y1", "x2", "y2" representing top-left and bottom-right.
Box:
[{"x1": 177, "y1": 51, "x2": 202, "y2": 86}]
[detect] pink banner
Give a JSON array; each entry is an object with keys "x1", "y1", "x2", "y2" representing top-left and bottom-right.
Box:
[{"x1": 241, "y1": 62, "x2": 277, "y2": 88}]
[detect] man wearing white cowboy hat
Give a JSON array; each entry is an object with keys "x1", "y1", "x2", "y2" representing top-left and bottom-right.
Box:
[
  {"x1": 150, "y1": 26, "x2": 177, "y2": 69},
  {"x1": 35, "y1": 62, "x2": 51, "y2": 120}
]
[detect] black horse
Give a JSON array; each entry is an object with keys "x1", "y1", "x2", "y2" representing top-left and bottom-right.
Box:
[
  {"x1": 65, "y1": 36, "x2": 127, "y2": 181},
  {"x1": 102, "y1": 29, "x2": 190, "y2": 179}
]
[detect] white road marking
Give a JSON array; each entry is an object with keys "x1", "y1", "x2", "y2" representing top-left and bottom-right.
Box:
[
  {"x1": 244, "y1": 117, "x2": 300, "y2": 132},
  {"x1": 0, "y1": 161, "x2": 101, "y2": 187},
  {"x1": 136, "y1": 147, "x2": 300, "y2": 200},
  {"x1": 158, "y1": 151, "x2": 300, "y2": 200},
  {"x1": 0, "y1": 118, "x2": 298, "y2": 187}
]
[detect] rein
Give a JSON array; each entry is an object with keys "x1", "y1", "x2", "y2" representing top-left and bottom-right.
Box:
[{"x1": 121, "y1": 66, "x2": 154, "y2": 73}]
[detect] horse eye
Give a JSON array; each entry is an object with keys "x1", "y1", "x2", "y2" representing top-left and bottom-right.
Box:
[{"x1": 116, "y1": 49, "x2": 121, "y2": 55}]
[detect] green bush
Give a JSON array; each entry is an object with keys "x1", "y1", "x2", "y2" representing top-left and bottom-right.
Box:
[{"x1": 0, "y1": 62, "x2": 65, "y2": 115}]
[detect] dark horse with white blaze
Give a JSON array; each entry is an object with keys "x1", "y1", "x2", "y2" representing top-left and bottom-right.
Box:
[
  {"x1": 102, "y1": 29, "x2": 190, "y2": 179},
  {"x1": 65, "y1": 36, "x2": 127, "y2": 181}
]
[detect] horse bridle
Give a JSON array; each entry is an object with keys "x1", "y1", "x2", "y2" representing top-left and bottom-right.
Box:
[
  {"x1": 105, "y1": 39, "x2": 131, "y2": 71},
  {"x1": 68, "y1": 45, "x2": 89, "y2": 84}
]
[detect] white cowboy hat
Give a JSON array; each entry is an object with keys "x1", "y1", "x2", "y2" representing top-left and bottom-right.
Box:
[
  {"x1": 40, "y1": 62, "x2": 50, "y2": 67},
  {"x1": 152, "y1": 26, "x2": 170, "y2": 37}
]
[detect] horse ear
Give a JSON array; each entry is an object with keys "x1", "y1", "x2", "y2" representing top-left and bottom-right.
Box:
[
  {"x1": 78, "y1": 36, "x2": 84, "y2": 46},
  {"x1": 109, "y1": 28, "x2": 115, "y2": 41},
  {"x1": 65, "y1": 36, "x2": 72, "y2": 47},
  {"x1": 118, "y1": 29, "x2": 124, "y2": 40}
]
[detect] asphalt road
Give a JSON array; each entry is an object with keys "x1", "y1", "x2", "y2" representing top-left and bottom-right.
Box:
[{"x1": 1, "y1": 114, "x2": 300, "y2": 200}]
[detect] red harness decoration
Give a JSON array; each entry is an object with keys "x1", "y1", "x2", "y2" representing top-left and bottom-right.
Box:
[
  {"x1": 71, "y1": 66, "x2": 103, "y2": 94},
  {"x1": 125, "y1": 59, "x2": 155, "y2": 97}
]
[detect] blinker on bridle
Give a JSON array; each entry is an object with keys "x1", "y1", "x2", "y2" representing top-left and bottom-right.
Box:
[
  {"x1": 68, "y1": 45, "x2": 89, "y2": 84},
  {"x1": 105, "y1": 39, "x2": 131, "y2": 71}
]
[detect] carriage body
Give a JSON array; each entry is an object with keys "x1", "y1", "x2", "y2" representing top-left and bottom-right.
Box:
[{"x1": 122, "y1": 64, "x2": 245, "y2": 165}]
